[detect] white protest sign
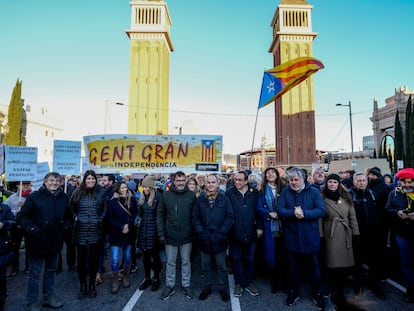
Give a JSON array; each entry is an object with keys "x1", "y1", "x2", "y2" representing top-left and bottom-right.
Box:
[
  {"x1": 53, "y1": 140, "x2": 81, "y2": 175},
  {"x1": 5, "y1": 146, "x2": 37, "y2": 181}
]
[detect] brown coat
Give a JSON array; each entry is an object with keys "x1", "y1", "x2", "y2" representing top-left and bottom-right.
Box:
[{"x1": 321, "y1": 196, "x2": 360, "y2": 268}]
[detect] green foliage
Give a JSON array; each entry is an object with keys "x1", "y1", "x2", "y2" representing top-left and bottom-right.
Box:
[
  {"x1": 394, "y1": 110, "x2": 404, "y2": 172},
  {"x1": 4, "y1": 79, "x2": 24, "y2": 146}
]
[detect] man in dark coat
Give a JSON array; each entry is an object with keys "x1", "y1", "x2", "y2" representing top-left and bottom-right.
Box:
[
  {"x1": 385, "y1": 168, "x2": 414, "y2": 303},
  {"x1": 226, "y1": 171, "x2": 259, "y2": 297},
  {"x1": 157, "y1": 171, "x2": 196, "y2": 300},
  {"x1": 192, "y1": 174, "x2": 233, "y2": 302},
  {"x1": 17, "y1": 172, "x2": 70, "y2": 311},
  {"x1": 276, "y1": 167, "x2": 326, "y2": 310},
  {"x1": 349, "y1": 171, "x2": 387, "y2": 299}
]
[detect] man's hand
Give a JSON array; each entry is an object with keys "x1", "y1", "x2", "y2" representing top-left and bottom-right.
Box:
[
  {"x1": 269, "y1": 212, "x2": 278, "y2": 219},
  {"x1": 257, "y1": 229, "x2": 263, "y2": 238},
  {"x1": 294, "y1": 206, "x2": 304, "y2": 219},
  {"x1": 0, "y1": 222, "x2": 4, "y2": 230}
]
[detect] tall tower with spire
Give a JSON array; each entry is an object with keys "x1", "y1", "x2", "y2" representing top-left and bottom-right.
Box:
[
  {"x1": 269, "y1": 0, "x2": 317, "y2": 165},
  {"x1": 126, "y1": 0, "x2": 174, "y2": 135}
]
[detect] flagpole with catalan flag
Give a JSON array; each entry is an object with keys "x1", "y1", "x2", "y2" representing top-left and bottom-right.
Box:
[{"x1": 249, "y1": 57, "x2": 324, "y2": 169}]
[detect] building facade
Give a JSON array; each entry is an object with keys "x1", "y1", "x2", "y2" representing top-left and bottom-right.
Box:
[{"x1": 269, "y1": 0, "x2": 318, "y2": 165}]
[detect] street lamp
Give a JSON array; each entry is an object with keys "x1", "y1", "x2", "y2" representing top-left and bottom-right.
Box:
[
  {"x1": 336, "y1": 101, "x2": 354, "y2": 167},
  {"x1": 104, "y1": 101, "x2": 125, "y2": 133}
]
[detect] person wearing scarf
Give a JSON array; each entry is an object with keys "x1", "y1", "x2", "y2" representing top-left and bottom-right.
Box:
[
  {"x1": 257, "y1": 167, "x2": 288, "y2": 294},
  {"x1": 192, "y1": 175, "x2": 233, "y2": 302},
  {"x1": 321, "y1": 174, "x2": 360, "y2": 304},
  {"x1": 17, "y1": 173, "x2": 71, "y2": 311},
  {"x1": 386, "y1": 167, "x2": 414, "y2": 303},
  {"x1": 276, "y1": 167, "x2": 326, "y2": 310}
]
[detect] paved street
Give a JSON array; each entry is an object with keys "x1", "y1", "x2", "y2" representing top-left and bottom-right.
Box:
[{"x1": 4, "y1": 249, "x2": 414, "y2": 311}]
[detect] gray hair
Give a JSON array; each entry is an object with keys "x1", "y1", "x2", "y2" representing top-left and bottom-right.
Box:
[
  {"x1": 353, "y1": 171, "x2": 366, "y2": 180},
  {"x1": 287, "y1": 167, "x2": 306, "y2": 181}
]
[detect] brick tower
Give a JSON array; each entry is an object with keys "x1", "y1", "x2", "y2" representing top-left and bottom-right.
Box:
[{"x1": 269, "y1": 0, "x2": 317, "y2": 165}]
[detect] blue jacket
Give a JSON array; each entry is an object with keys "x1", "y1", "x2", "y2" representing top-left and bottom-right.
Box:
[
  {"x1": 0, "y1": 203, "x2": 15, "y2": 256},
  {"x1": 107, "y1": 195, "x2": 138, "y2": 247},
  {"x1": 192, "y1": 191, "x2": 234, "y2": 254},
  {"x1": 385, "y1": 188, "x2": 414, "y2": 241},
  {"x1": 276, "y1": 183, "x2": 325, "y2": 254}
]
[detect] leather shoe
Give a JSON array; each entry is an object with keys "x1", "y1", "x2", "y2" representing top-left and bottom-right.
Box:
[
  {"x1": 139, "y1": 278, "x2": 152, "y2": 290},
  {"x1": 199, "y1": 287, "x2": 212, "y2": 300},
  {"x1": 220, "y1": 288, "x2": 230, "y2": 302},
  {"x1": 151, "y1": 279, "x2": 160, "y2": 291}
]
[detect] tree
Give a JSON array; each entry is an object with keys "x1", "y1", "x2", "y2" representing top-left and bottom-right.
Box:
[
  {"x1": 3, "y1": 79, "x2": 25, "y2": 146},
  {"x1": 405, "y1": 95, "x2": 413, "y2": 167},
  {"x1": 394, "y1": 110, "x2": 404, "y2": 172}
]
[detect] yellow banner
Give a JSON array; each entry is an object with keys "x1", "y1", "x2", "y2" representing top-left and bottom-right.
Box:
[{"x1": 83, "y1": 134, "x2": 222, "y2": 174}]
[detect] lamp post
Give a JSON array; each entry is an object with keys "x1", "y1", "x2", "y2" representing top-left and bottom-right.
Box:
[
  {"x1": 336, "y1": 101, "x2": 354, "y2": 167},
  {"x1": 104, "y1": 101, "x2": 125, "y2": 133}
]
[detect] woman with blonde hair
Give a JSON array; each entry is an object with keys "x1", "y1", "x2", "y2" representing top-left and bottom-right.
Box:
[{"x1": 137, "y1": 175, "x2": 163, "y2": 291}]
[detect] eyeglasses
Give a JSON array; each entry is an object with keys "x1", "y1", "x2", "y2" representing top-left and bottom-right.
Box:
[
  {"x1": 175, "y1": 179, "x2": 186, "y2": 182},
  {"x1": 234, "y1": 178, "x2": 245, "y2": 181}
]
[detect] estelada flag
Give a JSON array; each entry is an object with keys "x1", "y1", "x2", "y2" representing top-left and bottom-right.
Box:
[{"x1": 258, "y1": 57, "x2": 324, "y2": 109}]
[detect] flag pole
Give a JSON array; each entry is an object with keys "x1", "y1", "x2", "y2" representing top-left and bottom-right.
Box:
[{"x1": 249, "y1": 108, "x2": 260, "y2": 170}]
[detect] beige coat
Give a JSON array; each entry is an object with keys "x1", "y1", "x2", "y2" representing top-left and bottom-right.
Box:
[{"x1": 321, "y1": 197, "x2": 360, "y2": 268}]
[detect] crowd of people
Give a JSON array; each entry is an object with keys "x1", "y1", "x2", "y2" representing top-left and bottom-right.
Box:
[{"x1": 0, "y1": 165, "x2": 413, "y2": 311}]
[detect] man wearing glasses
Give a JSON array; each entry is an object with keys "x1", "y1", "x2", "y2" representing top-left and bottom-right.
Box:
[{"x1": 157, "y1": 171, "x2": 196, "y2": 300}]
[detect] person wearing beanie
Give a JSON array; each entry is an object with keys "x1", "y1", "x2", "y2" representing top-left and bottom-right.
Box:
[
  {"x1": 137, "y1": 174, "x2": 163, "y2": 292},
  {"x1": 386, "y1": 167, "x2": 414, "y2": 303},
  {"x1": 349, "y1": 172, "x2": 387, "y2": 299},
  {"x1": 321, "y1": 174, "x2": 360, "y2": 304}
]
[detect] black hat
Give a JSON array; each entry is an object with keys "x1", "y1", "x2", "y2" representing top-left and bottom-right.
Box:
[
  {"x1": 368, "y1": 167, "x2": 382, "y2": 178},
  {"x1": 326, "y1": 173, "x2": 341, "y2": 183}
]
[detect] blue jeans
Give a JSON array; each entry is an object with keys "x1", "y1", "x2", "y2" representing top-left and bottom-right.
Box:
[
  {"x1": 110, "y1": 245, "x2": 132, "y2": 272},
  {"x1": 165, "y1": 243, "x2": 192, "y2": 288},
  {"x1": 396, "y1": 235, "x2": 414, "y2": 287},
  {"x1": 231, "y1": 241, "x2": 256, "y2": 286},
  {"x1": 200, "y1": 250, "x2": 227, "y2": 290},
  {"x1": 26, "y1": 252, "x2": 59, "y2": 305}
]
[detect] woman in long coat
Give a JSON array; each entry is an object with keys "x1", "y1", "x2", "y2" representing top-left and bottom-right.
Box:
[
  {"x1": 257, "y1": 167, "x2": 288, "y2": 294},
  {"x1": 321, "y1": 173, "x2": 360, "y2": 302}
]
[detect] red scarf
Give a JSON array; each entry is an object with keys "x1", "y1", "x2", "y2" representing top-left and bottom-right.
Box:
[{"x1": 22, "y1": 190, "x2": 32, "y2": 197}]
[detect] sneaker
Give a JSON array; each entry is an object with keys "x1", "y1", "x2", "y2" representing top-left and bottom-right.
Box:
[
  {"x1": 42, "y1": 295, "x2": 63, "y2": 309},
  {"x1": 220, "y1": 288, "x2": 230, "y2": 302},
  {"x1": 285, "y1": 290, "x2": 300, "y2": 306},
  {"x1": 160, "y1": 286, "x2": 176, "y2": 300},
  {"x1": 130, "y1": 264, "x2": 138, "y2": 273},
  {"x1": 244, "y1": 284, "x2": 259, "y2": 296},
  {"x1": 312, "y1": 293, "x2": 326, "y2": 310},
  {"x1": 198, "y1": 287, "x2": 212, "y2": 300},
  {"x1": 183, "y1": 286, "x2": 195, "y2": 299},
  {"x1": 7, "y1": 268, "x2": 18, "y2": 277},
  {"x1": 234, "y1": 284, "x2": 243, "y2": 297}
]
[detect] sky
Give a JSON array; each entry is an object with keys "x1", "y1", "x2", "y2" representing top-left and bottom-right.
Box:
[{"x1": 0, "y1": 0, "x2": 414, "y2": 155}]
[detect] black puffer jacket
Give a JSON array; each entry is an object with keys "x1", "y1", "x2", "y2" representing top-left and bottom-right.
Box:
[
  {"x1": 0, "y1": 203, "x2": 15, "y2": 257},
  {"x1": 137, "y1": 191, "x2": 161, "y2": 251},
  {"x1": 70, "y1": 187, "x2": 107, "y2": 245},
  {"x1": 17, "y1": 186, "x2": 70, "y2": 255}
]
